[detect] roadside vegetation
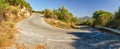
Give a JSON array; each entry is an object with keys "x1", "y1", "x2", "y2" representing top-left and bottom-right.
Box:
[
  {"x1": 33, "y1": 6, "x2": 120, "y2": 30},
  {"x1": 0, "y1": 0, "x2": 33, "y2": 48},
  {"x1": 2, "y1": 0, "x2": 120, "y2": 49},
  {"x1": 92, "y1": 10, "x2": 113, "y2": 26},
  {"x1": 76, "y1": 7, "x2": 120, "y2": 30},
  {"x1": 78, "y1": 16, "x2": 94, "y2": 26},
  {"x1": 92, "y1": 7, "x2": 120, "y2": 30},
  {"x1": 33, "y1": 6, "x2": 79, "y2": 29}
]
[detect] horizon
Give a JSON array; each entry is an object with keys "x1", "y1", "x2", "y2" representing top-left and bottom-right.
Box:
[{"x1": 26, "y1": 0, "x2": 120, "y2": 17}]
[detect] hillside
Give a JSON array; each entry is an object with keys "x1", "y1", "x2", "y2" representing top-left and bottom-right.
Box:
[
  {"x1": 34, "y1": 6, "x2": 79, "y2": 29},
  {"x1": 0, "y1": 0, "x2": 32, "y2": 48}
]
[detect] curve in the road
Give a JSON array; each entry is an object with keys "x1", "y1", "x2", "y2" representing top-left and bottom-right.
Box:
[{"x1": 16, "y1": 13, "x2": 120, "y2": 49}]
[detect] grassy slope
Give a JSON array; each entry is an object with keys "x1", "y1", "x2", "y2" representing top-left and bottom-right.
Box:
[
  {"x1": 44, "y1": 18, "x2": 79, "y2": 29},
  {"x1": 0, "y1": 0, "x2": 31, "y2": 48}
]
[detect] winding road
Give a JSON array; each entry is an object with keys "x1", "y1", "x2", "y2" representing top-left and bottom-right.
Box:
[{"x1": 16, "y1": 13, "x2": 120, "y2": 49}]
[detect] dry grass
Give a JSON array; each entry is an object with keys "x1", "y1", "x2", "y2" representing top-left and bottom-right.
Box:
[
  {"x1": 0, "y1": 6, "x2": 45, "y2": 49},
  {"x1": 44, "y1": 18, "x2": 72, "y2": 29},
  {"x1": 44, "y1": 18, "x2": 79, "y2": 29},
  {"x1": 0, "y1": 5, "x2": 25, "y2": 48},
  {"x1": 0, "y1": 17, "x2": 45, "y2": 49},
  {"x1": 0, "y1": 21, "x2": 17, "y2": 48},
  {"x1": 15, "y1": 43, "x2": 45, "y2": 49}
]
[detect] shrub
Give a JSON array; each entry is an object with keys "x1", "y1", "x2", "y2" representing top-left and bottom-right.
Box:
[
  {"x1": 92, "y1": 10, "x2": 113, "y2": 26},
  {"x1": 106, "y1": 19, "x2": 119, "y2": 29}
]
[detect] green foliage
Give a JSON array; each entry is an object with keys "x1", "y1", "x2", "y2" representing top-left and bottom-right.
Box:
[
  {"x1": 52, "y1": 9, "x2": 60, "y2": 19},
  {"x1": 42, "y1": 6, "x2": 79, "y2": 29},
  {"x1": 92, "y1": 10, "x2": 113, "y2": 26},
  {"x1": 115, "y1": 7, "x2": 120, "y2": 19},
  {"x1": 79, "y1": 19, "x2": 94, "y2": 26},
  {"x1": 0, "y1": 0, "x2": 32, "y2": 14},
  {"x1": 0, "y1": 0, "x2": 32, "y2": 47},
  {"x1": 32, "y1": 10, "x2": 41, "y2": 13},
  {"x1": 71, "y1": 17, "x2": 79, "y2": 24},
  {"x1": 114, "y1": 7, "x2": 120, "y2": 29},
  {"x1": 85, "y1": 20, "x2": 94, "y2": 26},
  {"x1": 58, "y1": 6, "x2": 69, "y2": 21},
  {"x1": 0, "y1": 0, "x2": 10, "y2": 14},
  {"x1": 78, "y1": 16, "x2": 94, "y2": 26},
  {"x1": 44, "y1": 9, "x2": 52, "y2": 18},
  {"x1": 42, "y1": 6, "x2": 78, "y2": 24},
  {"x1": 105, "y1": 19, "x2": 119, "y2": 29},
  {"x1": 92, "y1": 7, "x2": 120, "y2": 30},
  {"x1": 57, "y1": 6, "x2": 74, "y2": 22},
  {"x1": 4, "y1": 0, "x2": 32, "y2": 8},
  {"x1": 5, "y1": 0, "x2": 20, "y2": 6}
]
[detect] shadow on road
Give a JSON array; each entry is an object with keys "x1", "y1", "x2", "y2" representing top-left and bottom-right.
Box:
[{"x1": 67, "y1": 31, "x2": 120, "y2": 49}]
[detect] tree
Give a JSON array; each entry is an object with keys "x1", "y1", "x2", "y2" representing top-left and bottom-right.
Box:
[
  {"x1": 92, "y1": 10, "x2": 113, "y2": 26},
  {"x1": 114, "y1": 7, "x2": 120, "y2": 29},
  {"x1": 44, "y1": 9, "x2": 52, "y2": 18},
  {"x1": 52, "y1": 9, "x2": 60, "y2": 19},
  {"x1": 57, "y1": 6, "x2": 74, "y2": 22},
  {"x1": 115, "y1": 7, "x2": 120, "y2": 19},
  {"x1": 42, "y1": 6, "x2": 79, "y2": 26},
  {"x1": 71, "y1": 17, "x2": 79, "y2": 24},
  {"x1": 106, "y1": 19, "x2": 118, "y2": 29}
]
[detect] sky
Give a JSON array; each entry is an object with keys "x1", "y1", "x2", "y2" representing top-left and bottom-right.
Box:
[{"x1": 26, "y1": 0, "x2": 120, "y2": 17}]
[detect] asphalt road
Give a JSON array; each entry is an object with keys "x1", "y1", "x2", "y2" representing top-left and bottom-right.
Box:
[{"x1": 16, "y1": 13, "x2": 120, "y2": 49}]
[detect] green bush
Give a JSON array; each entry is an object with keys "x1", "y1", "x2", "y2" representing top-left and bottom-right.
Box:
[
  {"x1": 42, "y1": 6, "x2": 79, "y2": 25},
  {"x1": 80, "y1": 20, "x2": 94, "y2": 26},
  {"x1": 92, "y1": 10, "x2": 113, "y2": 26},
  {"x1": 105, "y1": 19, "x2": 118, "y2": 29},
  {"x1": 85, "y1": 20, "x2": 94, "y2": 26}
]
